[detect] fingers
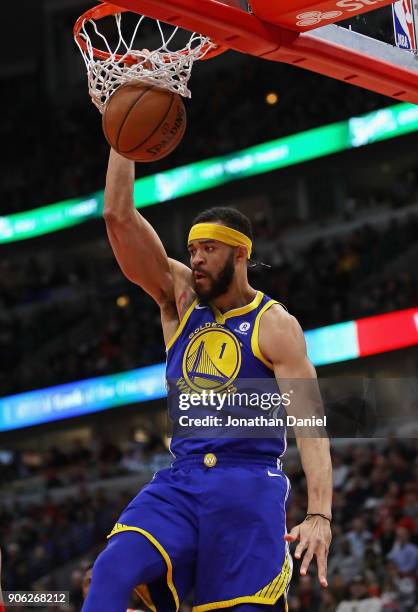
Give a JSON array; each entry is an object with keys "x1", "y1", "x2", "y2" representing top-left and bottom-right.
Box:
[
  {"x1": 294, "y1": 539, "x2": 308, "y2": 561},
  {"x1": 299, "y1": 542, "x2": 329, "y2": 587},
  {"x1": 286, "y1": 521, "x2": 330, "y2": 587},
  {"x1": 316, "y1": 545, "x2": 329, "y2": 588},
  {"x1": 283, "y1": 525, "x2": 300, "y2": 542},
  {"x1": 299, "y1": 544, "x2": 314, "y2": 574}
]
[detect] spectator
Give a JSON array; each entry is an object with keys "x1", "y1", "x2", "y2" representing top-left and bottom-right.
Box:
[
  {"x1": 69, "y1": 570, "x2": 84, "y2": 611},
  {"x1": 387, "y1": 527, "x2": 418, "y2": 574},
  {"x1": 328, "y1": 538, "x2": 360, "y2": 584},
  {"x1": 332, "y1": 452, "x2": 350, "y2": 490},
  {"x1": 346, "y1": 518, "x2": 373, "y2": 559},
  {"x1": 319, "y1": 589, "x2": 337, "y2": 612},
  {"x1": 336, "y1": 575, "x2": 382, "y2": 612},
  {"x1": 296, "y1": 574, "x2": 321, "y2": 612},
  {"x1": 382, "y1": 561, "x2": 416, "y2": 611},
  {"x1": 376, "y1": 517, "x2": 397, "y2": 556}
]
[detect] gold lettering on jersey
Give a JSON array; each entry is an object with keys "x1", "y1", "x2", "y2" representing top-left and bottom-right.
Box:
[
  {"x1": 175, "y1": 377, "x2": 191, "y2": 393},
  {"x1": 189, "y1": 321, "x2": 223, "y2": 338}
]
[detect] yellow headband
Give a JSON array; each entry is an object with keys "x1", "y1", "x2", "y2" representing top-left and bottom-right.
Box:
[{"x1": 188, "y1": 223, "x2": 252, "y2": 259}]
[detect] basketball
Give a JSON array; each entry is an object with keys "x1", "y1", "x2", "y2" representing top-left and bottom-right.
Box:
[{"x1": 102, "y1": 84, "x2": 187, "y2": 162}]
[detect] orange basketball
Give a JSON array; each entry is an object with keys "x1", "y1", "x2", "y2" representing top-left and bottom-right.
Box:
[{"x1": 102, "y1": 84, "x2": 187, "y2": 162}]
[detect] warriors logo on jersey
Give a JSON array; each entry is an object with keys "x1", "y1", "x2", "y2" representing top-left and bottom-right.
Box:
[{"x1": 182, "y1": 326, "x2": 241, "y2": 392}]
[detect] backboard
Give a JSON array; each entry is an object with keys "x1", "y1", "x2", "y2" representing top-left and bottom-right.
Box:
[{"x1": 103, "y1": 0, "x2": 418, "y2": 103}]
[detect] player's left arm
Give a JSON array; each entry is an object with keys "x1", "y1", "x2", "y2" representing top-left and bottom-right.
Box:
[{"x1": 259, "y1": 306, "x2": 332, "y2": 587}]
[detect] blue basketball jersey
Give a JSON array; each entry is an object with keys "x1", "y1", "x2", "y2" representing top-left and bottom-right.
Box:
[
  {"x1": 166, "y1": 290, "x2": 287, "y2": 459},
  {"x1": 101, "y1": 292, "x2": 292, "y2": 612}
]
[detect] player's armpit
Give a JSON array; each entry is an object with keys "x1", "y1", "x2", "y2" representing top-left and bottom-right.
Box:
[
  {"x1": 161, "y1": 259, "x2": 196, "y2": 348},
  {"x1": 168, "y1": 258, "x2": 195, "y2": 319}
]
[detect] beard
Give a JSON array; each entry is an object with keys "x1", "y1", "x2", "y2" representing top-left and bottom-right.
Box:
[{"x1": 193, "y1": 252, "x2": 235, "y2": 302}]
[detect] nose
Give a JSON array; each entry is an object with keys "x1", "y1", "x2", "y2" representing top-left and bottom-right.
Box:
[{"x1": 191, "y1": 250, "x2": 205, "y2": 267}]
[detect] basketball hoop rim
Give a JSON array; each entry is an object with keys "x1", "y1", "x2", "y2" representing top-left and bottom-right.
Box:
[{"x1": 73, "y1": 2, "x2": 228, "y2": 64}]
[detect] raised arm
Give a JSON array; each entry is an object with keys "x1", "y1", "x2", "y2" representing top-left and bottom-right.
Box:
[
  {"x1": 104, "y1": 149, "x2": 173, "y2": 304},
  {"x1": 259, "y1": 306, "x2": 332, "y2": 587},
  {"x1": 103, "y1": 149, "x2": 192, "y2": 307}
]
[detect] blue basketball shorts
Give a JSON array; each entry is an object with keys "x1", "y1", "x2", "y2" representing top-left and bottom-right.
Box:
[{"x1": 107, "y1": 453, "x2": 293, "y2": 611}]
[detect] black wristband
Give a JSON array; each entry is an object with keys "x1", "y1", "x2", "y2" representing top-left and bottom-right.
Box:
[{"x1": 305, "y1": 513, "x2": 332, "y2": 523}]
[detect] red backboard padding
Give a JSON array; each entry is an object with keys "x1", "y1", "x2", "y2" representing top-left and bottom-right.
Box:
[
  {"x1": 250, "y1": 0, "x2": 397, "y2": 32},
  {"x1": 106, "y1": 0, "x2": 418, "y2": 103}
]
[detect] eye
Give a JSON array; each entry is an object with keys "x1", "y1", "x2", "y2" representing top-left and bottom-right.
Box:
[{"x1": 206, "y1": 246, "x2": 214, "y2": 252}]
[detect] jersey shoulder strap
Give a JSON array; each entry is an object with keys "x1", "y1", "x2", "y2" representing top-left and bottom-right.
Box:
[{"x1": 250, "y1": 297, "x2": 287, "y2": 369}]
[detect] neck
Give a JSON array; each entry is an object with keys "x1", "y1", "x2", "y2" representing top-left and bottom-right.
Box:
[{"x1": 210, "y1": 278, "x2": 257, "y2": 313}]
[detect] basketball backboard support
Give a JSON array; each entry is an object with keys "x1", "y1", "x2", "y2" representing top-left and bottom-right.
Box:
[{"x1": 105, "y1": 0, "x2": 418, "y2": 103}]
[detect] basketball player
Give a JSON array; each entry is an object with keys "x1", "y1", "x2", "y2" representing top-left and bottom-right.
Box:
[{"x1": 82, "y1": 149, "x2": 332, "y2": 612}]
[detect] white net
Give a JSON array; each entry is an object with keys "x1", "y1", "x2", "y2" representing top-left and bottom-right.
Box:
[{"x1": 75, "y1": 10, "x2": 218, "y2": 113}]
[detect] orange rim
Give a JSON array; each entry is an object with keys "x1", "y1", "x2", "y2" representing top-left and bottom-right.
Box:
[{"x1": 74, "y1": 2, "x2": 227, "y2": 65}]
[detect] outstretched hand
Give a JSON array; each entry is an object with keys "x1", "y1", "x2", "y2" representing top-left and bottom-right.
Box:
[{"x1": 284, "y1": 516, "x2": 332, "y2": 587}]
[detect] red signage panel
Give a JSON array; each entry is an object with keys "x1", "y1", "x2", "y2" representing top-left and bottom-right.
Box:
[{"x1": 356, "y1": 308, "x2": 418, "y2": 357}]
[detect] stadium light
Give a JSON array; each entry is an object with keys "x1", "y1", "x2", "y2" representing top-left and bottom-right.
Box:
[{"x1": 265, "y1": 92, "x2": 279, "y2": 105}]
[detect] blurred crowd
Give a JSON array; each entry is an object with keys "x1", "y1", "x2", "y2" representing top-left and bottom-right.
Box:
[
  {"x1": 1, "y1": 60, "x2": 391, "y2": 216},
  {"x1": 0, "y1": 437, "x2": 167, "y2": 494},
  {"x1": 254, "y1": 212, "x2": 418, "y2": 326},
  {"x1": 0, "y1": 436, "x2": 169, "y2": 607},
  {"x1": 1, "y1": 206, "x2": 417, "y2": 397},
  {"x1": 1, "y1": 487, "x2": 127, "y2": 597},
  {"x1": 286, "y1": 438, "x2": 418, "y2": 611},
  {"x1": 0, "y1": 438, "x2": 416, "y2": 611}
]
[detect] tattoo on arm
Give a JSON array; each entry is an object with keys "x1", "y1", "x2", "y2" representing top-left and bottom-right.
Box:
[{"x1": 178, "y1": 291, "x2": 189, "y2": 319}]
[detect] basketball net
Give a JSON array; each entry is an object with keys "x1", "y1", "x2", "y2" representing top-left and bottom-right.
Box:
[{"x1": 74, "y1": 4, "x2": 224, "y2": 113}]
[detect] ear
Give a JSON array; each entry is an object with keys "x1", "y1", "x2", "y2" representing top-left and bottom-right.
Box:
[{"x1": 235, "y1": 245, "x2": 248, "y2": 262}]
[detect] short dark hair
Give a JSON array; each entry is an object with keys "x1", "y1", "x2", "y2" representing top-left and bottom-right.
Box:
[{"x1": 192, "y1": 206, "x2": 253, "y2": 242}]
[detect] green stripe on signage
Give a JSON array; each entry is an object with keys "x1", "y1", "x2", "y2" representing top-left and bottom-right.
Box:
[{"x1": 1, "y1": 102, "x2": 417, "y2": 245}]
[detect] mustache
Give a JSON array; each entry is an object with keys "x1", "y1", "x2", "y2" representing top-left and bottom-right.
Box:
[{"x1": 192, "y1": 268, "x2": 210, "y2": 276}]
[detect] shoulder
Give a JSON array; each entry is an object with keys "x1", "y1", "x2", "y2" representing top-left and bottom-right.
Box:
[
  {"x1": 260, "y1": 303, "x2": 305, "y2": 344},
  {"x1": 258, "y1": 303, "x2": 307, "y2": 366}
]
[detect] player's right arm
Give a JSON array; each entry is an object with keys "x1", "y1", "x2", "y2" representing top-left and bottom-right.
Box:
[
  {"x1": 104, "y1": 149, "x2": 176, "y2": 304},
  {"x1": 103, "y1": 149, "x2": 195, "y2": 341}
]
